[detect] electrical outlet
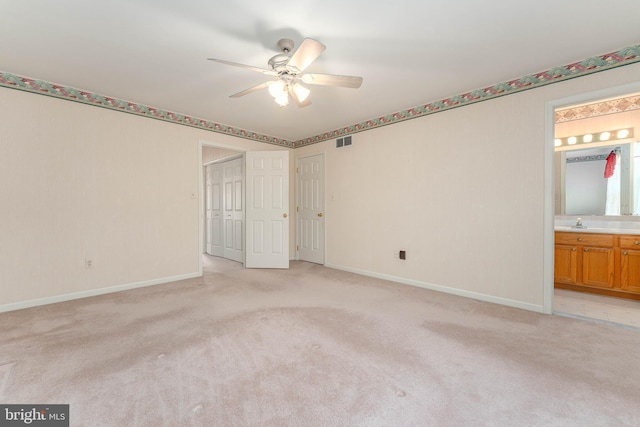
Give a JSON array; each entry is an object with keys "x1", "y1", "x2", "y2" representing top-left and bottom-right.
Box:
[
  {"x1": 399, "y1": 250, "x2": 406, "y2": 260},
  {"x1": 85, "y1": 259, "x2": 93, "y2": 269}
]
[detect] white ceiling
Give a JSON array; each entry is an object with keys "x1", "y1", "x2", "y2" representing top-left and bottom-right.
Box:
[{"x1": 1, "y1": 0, "x2": 639, "y2": 142}]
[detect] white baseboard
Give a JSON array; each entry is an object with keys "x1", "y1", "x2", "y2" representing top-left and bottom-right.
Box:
[
  {"x1": 324, "y1": 263, "x2": 545, "y2": 313},
  {"x1": 0, "y1": 272, "x2": 201, "y2": 313}
]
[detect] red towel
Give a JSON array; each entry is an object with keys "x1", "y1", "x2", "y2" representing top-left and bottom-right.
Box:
[{"x1": 604, "y1": 151, "x2": 616, "y2": 178}]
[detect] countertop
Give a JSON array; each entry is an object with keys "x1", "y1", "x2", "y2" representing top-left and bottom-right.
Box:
[{"x1": 554, "y1": 226, "x2": 640, "y2": 235}]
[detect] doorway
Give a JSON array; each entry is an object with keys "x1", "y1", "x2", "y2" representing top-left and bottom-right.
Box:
[
  {"x1": 199, "y1": 143, "x2": 291, "y2": 273},
  {"x1": 205, "y1": 155, "x2": 244, "y2": 263},
  {"x1": 546, "y1": 82, "x2": 640, "y2": 325}
]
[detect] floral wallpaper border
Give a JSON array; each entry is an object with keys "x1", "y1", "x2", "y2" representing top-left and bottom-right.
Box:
[
  {"x1": 295, "y1": 45, "x2": 640, "y2": 147},
  {"x1": 1, "y1": 44, "x2": 638, "y2": 148},
  {"x1": 0, "y1": 72, "x2": 294, "y2": 148}
]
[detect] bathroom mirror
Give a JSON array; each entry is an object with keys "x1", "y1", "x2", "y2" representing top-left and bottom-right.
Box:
[
  {"x1": 554, "y1": 142, "x2": 639, "y2": 215},
  {"x1": 554, "y1": 91, "x2": 640, "y2": 217}
]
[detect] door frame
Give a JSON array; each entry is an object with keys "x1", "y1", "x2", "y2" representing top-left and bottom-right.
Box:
[
  {"x1": 543, "y1": 81, "x2": 640, "y2": 314},
  {"x1": 204, "y1": 153, "x2": 244, "y2": 256},
  {"x1": 295, "y1": 152, "x2": 326, "y2": 264}
]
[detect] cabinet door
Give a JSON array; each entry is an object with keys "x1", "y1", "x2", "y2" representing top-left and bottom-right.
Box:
[
  {"x1": 554, "y1": 245, "x2": 578, "y2": 285},
  {"x1": 582, "y1": 247, "x2": 615, "y2": 289},
  {"x1": 620, "y1": 249, "x2": 640, "y2": 293}
]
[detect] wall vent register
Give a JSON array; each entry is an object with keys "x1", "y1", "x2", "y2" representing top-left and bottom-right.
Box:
[{"x1": 336, "y1": 136, "x2": 352, "y2": 148}]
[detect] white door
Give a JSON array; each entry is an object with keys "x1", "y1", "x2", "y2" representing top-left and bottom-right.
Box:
[
  {"x1": 206, "y1": 163, "x2": 224, "y2": 257},
  {"x1": 223, "y1": 157, "x2": 244, "y2": 262},
  {"x1": 246, "y1": 151, "x2": 289, "y2": 268},
  {"x1": 297, "y1": 154, "x2": 325, "y2": 264}
]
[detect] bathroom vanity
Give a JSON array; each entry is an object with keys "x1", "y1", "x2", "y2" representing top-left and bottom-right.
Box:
[{"x1": 554, "y1": 227, "x2": 640, "y2": 300}]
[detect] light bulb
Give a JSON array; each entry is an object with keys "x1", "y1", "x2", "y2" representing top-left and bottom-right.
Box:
[
  {"x1": 268, "y1": 80, "x2": 286, "y2": 98},
  {"x1": 617, "y1": 129, "x2": 630, "y2": 139},
  {"x1": 554, "y1": 139, "x2": 562, "y2": 147},
  {"x1": 582, "y1": 134, "x2": 593, "y2": 143},
  {"x1": 274, "y1": 91, "x2": 289, "y2": 107},
  {"x1": 292, "y1": 83, "x2": 310, "y2": 102},
  {"x1": 568, "y1": 136, "x2": 577, "y2": 145},
  {"x1": 600, "y1": 131, "x2": 611, "y2": 141}
]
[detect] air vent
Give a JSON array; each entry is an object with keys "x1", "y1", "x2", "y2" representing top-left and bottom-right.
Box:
[{"x1": 336, "y1": 135, "x2": 353, "y2": 148}]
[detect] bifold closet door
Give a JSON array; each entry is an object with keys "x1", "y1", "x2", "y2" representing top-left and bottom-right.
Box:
[
  {"x1": 223, "y1": 158, "x2": 244, "y2": 263},
  {"x1": 206, "y1": 163, "x2": 224, "y2": 257}
]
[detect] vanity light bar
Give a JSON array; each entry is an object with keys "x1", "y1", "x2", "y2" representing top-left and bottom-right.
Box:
[{"x1": 554, "y1": 128, "x2": 634, "y2": 147}]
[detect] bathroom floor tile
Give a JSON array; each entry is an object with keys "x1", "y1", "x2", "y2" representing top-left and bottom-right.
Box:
[{"x1": 554, "y1": 289, "x2": 640, "y2": 330}]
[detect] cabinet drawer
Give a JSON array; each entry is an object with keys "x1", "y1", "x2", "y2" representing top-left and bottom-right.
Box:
[
  {"x1": 555, "y1": 232, "x2": 614, "y2": 247},
  {"x1": 619, "y1": 235, "x2": 640, "y2": 250}
]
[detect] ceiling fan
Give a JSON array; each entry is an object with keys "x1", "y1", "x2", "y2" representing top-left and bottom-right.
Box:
[{"x1": 208, "y1": 38, "x2": 363, "y2": 107}]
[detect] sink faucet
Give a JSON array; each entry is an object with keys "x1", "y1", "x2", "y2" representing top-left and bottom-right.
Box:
[{"x1": 575, "y1": 217, "x2": 583, "y2": 228}]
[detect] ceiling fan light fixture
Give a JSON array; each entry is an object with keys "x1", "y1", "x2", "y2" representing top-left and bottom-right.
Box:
[
  {"x1": 268, "y1": 80, "x2": 286, "y2": 98},
  {"x1": 209, "y1": 37, "x2": 363, "y2": 108},
  {"x1": 292, "y1": 83, "x2": 310, "y2": 102},
  {"x1": 274, "y1": 91, "x2": 289, "y2": 107}
]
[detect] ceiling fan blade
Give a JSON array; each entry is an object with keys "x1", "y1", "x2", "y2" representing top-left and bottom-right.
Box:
[
  {"x1": 229, "y1": 81, "x2": 272, "y2": 98},
  {"x1": 289, "y1": 87, "x2": 312, "y2": 108},
  {"x1": 207, "y1": 58, "x2": 278, "y2": 76},
  {"x1": 286, "y1": 38, "x2": 326, "y2": 73},
  {"x1": 300, "y1": 73, "x2": 363, "y2": 88}
]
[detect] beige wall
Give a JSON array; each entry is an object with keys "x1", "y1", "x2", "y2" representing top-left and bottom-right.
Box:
[
  {"x1": 2, "y1": 62, "x2": 639, "y2": 313},
  {"x1": 295, "y1": 62, "x2": 640, "y2": 312},
  {"x1": 0, "y1": 88, "x2": 289, "y2": 309}
]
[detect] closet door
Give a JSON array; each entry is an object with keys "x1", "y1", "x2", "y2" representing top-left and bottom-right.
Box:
[
  {"x1": 223, "y1": 158, "x2": 244, "y2": 262},
  {"x1": 206, "y1": 163, "x2": 224, "y2": 257}
]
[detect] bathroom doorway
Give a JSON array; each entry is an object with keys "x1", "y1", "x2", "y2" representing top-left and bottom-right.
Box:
[{"x1": 548, "y1": 84, "x2": 640, "y2": 328}]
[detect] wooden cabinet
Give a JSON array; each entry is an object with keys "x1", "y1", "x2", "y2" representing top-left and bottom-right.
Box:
[
  {"x1": 620, "y1": 235, "x2": 640, "y2": 294},
  {"x1": 554, "y1": 244, "x2": 578, "y2": 285},
  {"x1": 554, "y1": 232, "x2": 640, "y2": 300},
  {"x1": 582, "y1": 246, "x2": 615, "y2": 289}
]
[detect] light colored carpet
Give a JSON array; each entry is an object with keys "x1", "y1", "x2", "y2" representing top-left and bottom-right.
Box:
[{"x1": 1, "y1": 258, "x2": 639, "y2": 426}]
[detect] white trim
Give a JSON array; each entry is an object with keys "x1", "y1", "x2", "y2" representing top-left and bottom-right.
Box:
[
  {"x1": 198, "y1": 139, "x2": 248, "y2": 153},
  {"x1": 543, "y1": 101, "x2": 555, "y2": 314},
  {"x1": 198, "y1": 143, "x2": 204, "y2": 273},
  {"x1": 325, "y1": 263, "x2": 545, "y2": 313},
  {"x1": 0, "y1": 272, "x2": 200, "y2": 314},
  {"x1": 295, "y1": 156, "x2": 299, "y2": 261},
  {"x1": 203, "y1": 153, "x2": 244, "y2": 166},
  {"x1": 543, "y1": 81, "x2": 640, "y2": 315}
]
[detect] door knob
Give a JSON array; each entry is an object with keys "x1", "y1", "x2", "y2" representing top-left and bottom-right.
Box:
[
  {"x1": 635, "y1": 241, "x2": 639, "y2": 245},
  {"x1": 283, "y1": 213, "x2": 288, "y2": 218},
  {"x1": 318, "y1": 213, "x2": 323, "y2": 217}
]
